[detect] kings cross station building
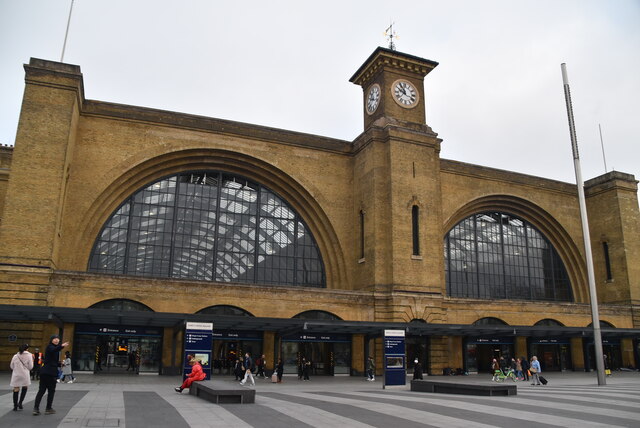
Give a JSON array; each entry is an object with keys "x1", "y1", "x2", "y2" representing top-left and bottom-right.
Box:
[{"x1": 1, "y1": 46, "x2": 639, "y2": 378}]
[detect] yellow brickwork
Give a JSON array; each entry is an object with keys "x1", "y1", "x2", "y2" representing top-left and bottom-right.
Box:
[{"x1": 0, "y1": 50, "x2": 638, "y2": 373}]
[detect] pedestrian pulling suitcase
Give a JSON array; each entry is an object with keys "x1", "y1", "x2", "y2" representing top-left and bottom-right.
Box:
[
  {"x1": 271, "y1": 373, "x2": 278, "y2": 383},
  {"x1": 539, "y1": 375, "x2": 548, "y2": 385}
]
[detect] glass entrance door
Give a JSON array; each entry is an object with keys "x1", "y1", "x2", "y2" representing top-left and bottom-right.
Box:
[
  {"x1": 281, "y1": 342, "x2": 350, "y2": 376},
  {"x1": 74, "y1": 334, "x2": 161, "y2": 374}
]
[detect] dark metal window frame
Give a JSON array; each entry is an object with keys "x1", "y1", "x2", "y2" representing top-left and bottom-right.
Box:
[
  {"x1": 88, "y1": 171, "x2": 325, "y2": 287},
  {"x1": 444, "y1": 212, "x2": 573, "y2": 302},
  {"x1": 412, "y1": 205, "x2": 420, "y2": 256}
]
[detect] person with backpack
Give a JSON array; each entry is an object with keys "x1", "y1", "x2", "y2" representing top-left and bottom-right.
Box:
[
  {"x1": 10, "y1": 343, "x2": 33, "y2": 411},
  {"x1": 530, "y1": 356, "x2": 542, "y2": 385}
]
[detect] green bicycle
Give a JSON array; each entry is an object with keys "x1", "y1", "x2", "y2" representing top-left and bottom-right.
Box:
[{"x1": 493, "y1": 368, "x2": 518, "y2": 382}]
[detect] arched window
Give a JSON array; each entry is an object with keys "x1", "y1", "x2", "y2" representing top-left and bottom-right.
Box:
[
  {"x1": 444, "y1": 212, "x2": 572, "y2": 301},
  {"x1": 196, "y1": 305, "x2": 253, "y2": 317},
  {"x1": 534, "y1": 319, "x2": 564, "y2": 327},
  {"x1": 588, "y1": 321, "x2": 615, "y2": 328},
  {"x1": 412, "y1": 205, "x2": 420, "y2": 256},
  {"x1": 89, "y1": 299, "x2": 153, "y2": 312},
  {"x1": 88, "y1": 171, "x2": 325, "y2": 287},
  {"x1": 293, "y1": 310, "x2": 342, "y2": 320},
  {"x1": 472, "y1": 317, "x2": 508, "y2": 326}
]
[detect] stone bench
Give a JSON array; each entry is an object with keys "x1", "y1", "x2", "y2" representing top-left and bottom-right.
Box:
[
  {"x1": 411, "y1": 380, "x2": 517, "y2": 396},
  {"x1": 189, "y1": 381, "x2": 255, "y2": 404}
]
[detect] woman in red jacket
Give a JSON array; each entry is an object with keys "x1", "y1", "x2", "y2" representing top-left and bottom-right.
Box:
[{"x1": 175, "y1": 355, "x2": 206, "y2": 393}]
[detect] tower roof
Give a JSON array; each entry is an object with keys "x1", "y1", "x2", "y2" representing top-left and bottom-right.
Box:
[{"x1": 349, "y1": 47, "x2": 438, "y2": 87}]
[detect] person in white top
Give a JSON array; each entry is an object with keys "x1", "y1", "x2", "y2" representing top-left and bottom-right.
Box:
[{"x1": 10, "y1": 343, "x2": 34, "y2": 411}]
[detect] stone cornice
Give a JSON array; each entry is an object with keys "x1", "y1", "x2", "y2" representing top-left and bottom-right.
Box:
[
  {"x1": 440, "y1": 158, "x2": 577, "y2": 195},
  {"x1": 81, "y1": 100, "x2": 353, "y2": 155},
  {"x1": 350, "y1": 47, "x2": 438, "y2": 87}
]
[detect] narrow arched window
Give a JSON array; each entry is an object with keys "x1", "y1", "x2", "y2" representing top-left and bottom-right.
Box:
[
  {"x1": 359, "y1": 210, "x2": 365, "y2": 260},
  {"x1": 412, "y1": 205, "x2": 420, "y2": 256},
  {"x1": 602, "y1": 242, "x2": 613, "y2": 281}
]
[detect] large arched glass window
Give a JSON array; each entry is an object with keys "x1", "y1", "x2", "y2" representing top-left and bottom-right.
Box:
[
  {"x1": 88, "y1": 171, "x2": 325, "y2": 287},
  {"x1": 444, "y1": 212, "x2": 572, "y2": 301}
]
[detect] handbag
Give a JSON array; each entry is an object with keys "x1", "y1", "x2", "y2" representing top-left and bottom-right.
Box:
[{"x1": 530, "y1": 368, "x2": 537, "y2": 373}]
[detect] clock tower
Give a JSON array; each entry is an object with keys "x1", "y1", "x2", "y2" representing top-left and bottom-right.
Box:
[
  {"x1": 350, "y1": 46, "x2": 445, "y2": 303},
  {"x1": 350, "y1": 47, "x2": 438, "y2": 129}
]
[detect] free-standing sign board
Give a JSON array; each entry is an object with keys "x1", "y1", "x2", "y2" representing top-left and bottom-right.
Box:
[
  {"x1": 383, "y1": 329, "x2": 406, "y2": 387},
  {"x1": 184, "y1": 322, "x2": 213, "y2": 380}
]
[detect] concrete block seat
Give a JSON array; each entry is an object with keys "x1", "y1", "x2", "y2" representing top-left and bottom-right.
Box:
[
  {"x1": 411, "y1": 379, "x2": 517, "y2": 396},
  {"x1": 189, "y1": 380, "x2": 256, "y2": 404}
]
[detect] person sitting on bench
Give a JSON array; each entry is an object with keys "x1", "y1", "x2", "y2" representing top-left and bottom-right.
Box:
[{"x1": 175, "y1": 355, "x2": 206, "y2": 393}]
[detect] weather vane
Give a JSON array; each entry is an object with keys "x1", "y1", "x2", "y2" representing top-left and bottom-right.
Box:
[{"x1": 384, "y1": 22, "x2": 398, "y2": 50}]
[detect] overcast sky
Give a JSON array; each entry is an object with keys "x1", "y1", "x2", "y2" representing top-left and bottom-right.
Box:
[{"x1": 1, "y1": 0, "x2": 638, "y2": 187}]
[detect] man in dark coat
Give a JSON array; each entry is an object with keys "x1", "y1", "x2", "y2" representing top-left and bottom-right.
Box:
[
  {"x1": 521, "y1": 356, "x2": 530, "y2": 381},
  {"x1": 33, "y1": 335, "x2": 69, "y2": 415}
]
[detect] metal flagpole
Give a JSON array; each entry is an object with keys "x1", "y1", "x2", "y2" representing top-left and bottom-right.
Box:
[
  {"x1": 561, "y1": 63, "x2": 606, "y2": 385},
  {"x1": 61, "y1": 0, "x2": 75, "y2": 63}
]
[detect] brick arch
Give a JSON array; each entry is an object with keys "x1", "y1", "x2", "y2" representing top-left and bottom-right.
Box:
[
  {"x1": 443, "y1": 195, "x2": 587, "y2": 303},
  {"x1": 73, "y1": 148, "x2": 346, "y2": 288},
  {"x1": 88, "y1": 298, "x2": 154, "y2": 312}
]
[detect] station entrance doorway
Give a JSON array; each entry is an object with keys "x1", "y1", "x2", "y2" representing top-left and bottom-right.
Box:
[
  {"x1": 281, "y1": 333, "x2": 351, "y2": 376},
  {"x1": 73, "y1": 324, "x2": 163, "y2": 374}
]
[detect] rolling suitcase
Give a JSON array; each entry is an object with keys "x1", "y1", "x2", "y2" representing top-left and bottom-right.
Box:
[
  {"x1": 271, "y1": 373, "x2": 278, "y2": 383},
  {"x1": 539, "y1": 376, "x2": 548, "y2": 385}
]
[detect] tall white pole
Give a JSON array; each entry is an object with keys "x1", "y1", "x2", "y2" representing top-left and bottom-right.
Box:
[
  {"x1": 561, "y1": 63, "x2": 606, "y2": 385},
  {"x1": 61, "y1": 0, "x2": 75, "y2": 63}
]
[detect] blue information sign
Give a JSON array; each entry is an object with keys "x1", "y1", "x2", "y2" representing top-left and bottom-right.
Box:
[
  {"x1": 184, "y1": 322, "x2": 213, "y2": 380},
  {"x1": 383, "y1": 329, "x2": 406, "y2": 387}
]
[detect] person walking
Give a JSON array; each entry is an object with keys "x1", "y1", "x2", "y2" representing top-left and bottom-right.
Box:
[
  {"x1": 366, "y1": 356, "x2": 375, "y2": 381},
  {"x1": 233, "y1": 358, "x2": 244, "y2": 381},
  {"x1": 530, "y1": 355, "x2": 542, "y2": 385},
  {"x1": 33, "y1": 335, "x2": 69, "y2": 415},
  {"x1": 61, "y1": 351, "x2": 75, "y2": 383},
  {"x1": 10, "y1": 343, "x2": 33, "y2": 411},
  {"x1": 302, "y1": 357, "x2": 311, "y2": 381},
  {"x1": 31, "y1": 348, "x2": 42, "y2": 380},
  {"x1": 175, "y1": 355, "x2": 206, "y2": 393},
  {"x1": 126, "y1": 352, "x2": 136, "y2": 371},
  {"x1": 276, "y1": 358, "x2": 284, "y2": 383},
  {"x1": 413, "y1": 358, "x2": 424, "y2": 380},
  {"x1": 256, "y1": 354, "x2": 266, "y2": 378},
  {"x1": 491, "y1": 358, "x2": 500, "y2": 381},
  {"x1": 240, "y1": 352, "x2": 255, "y2": 386},
  {"x1": 521, "y1": 356, "x2": 530, "y2": 381},
  {"x1": 515, "y1": 358, "x2": 524, "y2": 380}
]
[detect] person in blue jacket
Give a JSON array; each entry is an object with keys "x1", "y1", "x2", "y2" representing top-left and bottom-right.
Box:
[
  {"x1": 33, "y1": 335, "x2": 69, "y2": 415},
  {"x1": 530, "y1": 355, "x2": 542, "y2": 385}
]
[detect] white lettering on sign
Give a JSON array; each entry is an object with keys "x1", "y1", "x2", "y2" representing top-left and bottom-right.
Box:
[{"x1": 186, "y1": 322, "x2": 213, "y2": 331}]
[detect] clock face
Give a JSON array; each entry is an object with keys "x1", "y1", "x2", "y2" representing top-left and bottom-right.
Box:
[
  {"x1": 366, "y1": 84, "x2": 381, "y2": 114},
  {"x1": 392, "y1": 79, "x2": 419, "y2": 108}
]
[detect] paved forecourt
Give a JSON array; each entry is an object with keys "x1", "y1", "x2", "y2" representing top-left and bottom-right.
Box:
[{"x1": 0, "y1": 372, "x2": 639, "y2": 427}]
